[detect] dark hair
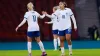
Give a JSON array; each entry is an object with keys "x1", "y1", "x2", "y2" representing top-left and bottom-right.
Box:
[
  {"x1": 53, "y1": 6, "x2": 59, "y2": 10},
  {"x1": 59, "y1": 1, "x2": 67, "y2": 7}
]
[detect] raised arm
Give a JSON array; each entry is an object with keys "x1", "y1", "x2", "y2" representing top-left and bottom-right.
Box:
[
  {"x1": 46, "y1": 14, "x2": 52, "y2": 18},
  {"x1": 36, "y1": 11, "x2": 46, "y2": 19},
  {"x1": 45, "y1": 12, "x2": 57, "y2": 20},
  {"x1": 39, "y1": 14, "x2": 45, "y2": 19}
]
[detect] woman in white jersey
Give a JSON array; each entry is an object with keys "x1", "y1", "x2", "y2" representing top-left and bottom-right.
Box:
[
  {"x1": 54, "y1": 1, "x2": 77, "y2": 56},
  {"x1": 45, "y1": 6, "x2": 61, "y2": 51},
  {"x1": 15, "y1": 2, "x2": 47, "y2": 56}
]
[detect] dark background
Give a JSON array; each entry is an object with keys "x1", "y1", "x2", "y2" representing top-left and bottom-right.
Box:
[
  {"x1": 0, "y1": 0, "x2": 77, "y2": 42},
  {"x1": 0, "y1": 0, "x2": 100, "y2": 42}
]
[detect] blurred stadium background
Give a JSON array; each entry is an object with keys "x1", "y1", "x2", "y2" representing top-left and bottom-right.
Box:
[{"x1": 0, "y1": 0, "x2": 100, "y2": 56}]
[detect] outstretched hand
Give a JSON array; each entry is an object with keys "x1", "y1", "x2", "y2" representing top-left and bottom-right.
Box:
[
  {"x1": 45, "y1": 22, "x2": 49, "y2": 24},
  {"x1": 42, "y1": 11, "x2": 47, "y2": 15},
  {"x1": 45, "y1": 22, "x2": 52, "y2": 24}
]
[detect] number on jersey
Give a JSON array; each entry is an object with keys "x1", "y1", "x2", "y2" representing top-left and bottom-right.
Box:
[
  {"x1": 32, "y1": 15, "x2": 36, "y2": 22},
  {"x1": 62, "y1": 15, "x2": 65, "y2": 19}
]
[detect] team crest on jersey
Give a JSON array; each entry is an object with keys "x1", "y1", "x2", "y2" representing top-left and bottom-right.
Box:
[{"x1": 66, "y1": 13, "x2": 69, "y2": 16}]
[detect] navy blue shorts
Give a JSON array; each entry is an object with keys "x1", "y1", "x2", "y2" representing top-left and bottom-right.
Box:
[
  {"x1": 27, "y1": 31, "x2": 40, "y2": 38},
  {"x1": 53, "y1": 30, "x2": 58, "y2": 35},
  {"x1": 58, "y1": 29, "x2": 72, "y2": 36}
]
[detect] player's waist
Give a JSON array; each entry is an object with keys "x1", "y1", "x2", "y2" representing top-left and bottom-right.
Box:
[
  {"x1": 28, "y1": 25, "x2": 39, "y2": 28},
  {"x1": 53, "y1": 22, "x2": 59, "y2": 25},
  {"x1": 28, "y1": 23, "x2": 39, "y2": 26},
  {"x1": 58, "y1": 27, "x2": 72, "y2": 30},
  {"x1": 27, "y1": 27, "x2": 39, "y2": 31},
  {"x1": 58, "y1": 24, "x2": 71, "y2": 29},
  {"x1": 27, "y1": 29, "x2": 39, "y2": 32},
  {"x1": 28, "y1": 22, "x2": 38, "y2": 25},
  {"x1": 58, "y1": 20, "x2": 71, "y2": 24}
]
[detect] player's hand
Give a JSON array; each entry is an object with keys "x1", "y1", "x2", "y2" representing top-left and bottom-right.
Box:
[
  {"x1": 74, "y1": 28, "x2": 77, "y2": 31},
  {"x1": 42, "y1": 11, "x2": 47, "y2": 15},
  {"x1": 45, "y1": 12, "x2": 47, "y2": 15},
  {"x1": 42, "y1": 11, "x2": 46, "y2": 15},
  {"x1": 45, "y1": 22, "x2": 49, "y2": 24},
  {"x1": 45, "y1": 22, "x2": 51, "y2": 24},
  {"x1": 15, "y1": 26, "x2": 19, "y2": 32}
]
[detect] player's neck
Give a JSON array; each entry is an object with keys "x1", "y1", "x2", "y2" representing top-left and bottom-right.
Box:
[
  {"x1": 60, "y1": 7, "x2": 65, "y2": 10},
  {"x1": 28, "y1": 9, "x2": 33, "y2": 11}
]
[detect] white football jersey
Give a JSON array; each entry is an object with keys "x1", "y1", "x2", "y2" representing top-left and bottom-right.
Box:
[
  {"x1": 51, "y1": 13, "x2": 59, "y2": 30},
  {"x1": 24, "y1": 11, "x2": 40, "y2": 31},
  {"x1": 54, "y1": 8, "x2": 73, "y2": 30}
]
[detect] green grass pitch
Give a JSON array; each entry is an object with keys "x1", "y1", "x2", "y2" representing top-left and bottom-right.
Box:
[{"x1": 0, "y1": 49, "x2": 100, "y2": 56}]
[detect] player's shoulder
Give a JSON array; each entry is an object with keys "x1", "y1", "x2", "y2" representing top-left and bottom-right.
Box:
[
  {"x1": 25, "y1": 11, "x2": 28, "y2": 14},
  {"x1": 57, "y1": 9, "x2": 60, "y2": 11},
  {"x1": 26, "y1": 10, "x2": 37, "y2": 13},
  {"x1": 33, "y1": 11, "x2": 39, "y2": 15},
  {"x1": 65, "y1": 8, "x2": 72, "y2": 12},
  {"x1": 54, "y1": 9, "x2": 60, "y2": 14},
  {"x1": 66, "y1": 8, "x2": 72, "y2": 11},
  {"x1": 52, "y1": 13, "x2": 57, "y2": 16},
  {"x1": 65, "y1": 8, "x2": 71, "y2": 10},
  {"x1": 25, "y1": 11, "x2": 30, "y2": 15},
  {"x1": 30, "y1": 10, "x2": 37, "y2": 13},
  {"x1": 52, "y1": 13, "x2": 55, "y2": 15}
]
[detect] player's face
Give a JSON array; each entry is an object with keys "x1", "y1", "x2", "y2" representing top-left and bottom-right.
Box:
[{"x1": 59, "y1": 2, "x2": 65, "y2": 9}]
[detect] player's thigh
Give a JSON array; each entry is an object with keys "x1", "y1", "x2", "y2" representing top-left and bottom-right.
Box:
[
  {"x1": 53, "y1": 34, "x2": 58, "y2": 39},
  {"x1": 65, "y1": 29, "x2": 72, "y2": 40},
  {"x1": 53, "y1": 30, "x2": 58, "y2": 39},
  {"x1": 59, "y1": 36, "x2": 65, "y2": 42},
  {"x1": 27, "y1": 36, "x2": 32, "y2": 42},
  {"x1": 35, "y1": 37, "x2": 41, "y2": 42},
  {"x1": 27, "y1": 31, "x2": 40, "y2": 42},
  {"x1": 27, "y1": 32, "x2": 34, "y2": 42},
  {"x1": 58, "y1": 30, "x2": 65, "y2": 42},
  {"x1": 34, "y1": 31, "x2": 41, "y2": 42},
  {"x1": 65, "y1": 34, "x2": 71, "y2": 40}
]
